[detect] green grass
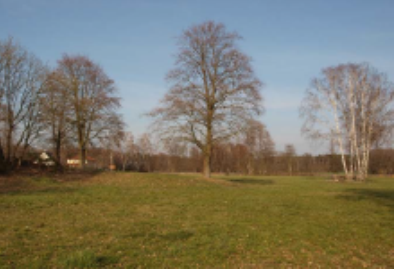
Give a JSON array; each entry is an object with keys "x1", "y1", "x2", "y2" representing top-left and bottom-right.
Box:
[{"x1": 1, "y1": 172, "x2": 394, "y2": 268}]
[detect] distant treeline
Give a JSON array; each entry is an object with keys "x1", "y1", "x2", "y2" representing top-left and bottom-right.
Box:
[
  {"x1": 108, "y1": 145, "x2": 394, "y2": 176},
  {"x1": 9, "y1": 132, "x2": 394, "y2": 176}
]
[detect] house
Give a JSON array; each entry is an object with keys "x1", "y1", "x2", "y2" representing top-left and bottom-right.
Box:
[
  {"x1": 33, "y1": 152, "x2": 56, "y2": 166},
  {"x1": 67, "y1": 155, "x2": 97, "y2": 168}
]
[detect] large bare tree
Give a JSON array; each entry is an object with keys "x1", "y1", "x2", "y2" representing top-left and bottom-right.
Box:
[
  {"x1": 55, "y1": 55, "x2": 123, "y2": 168},
  {"x1": 149, "y1": 21, "x2": 264, "y2": 178},
  {"x1": 0, "y1": 37, "x2": 46, "y2": 168},
  {"x1": 300, "y1": 63, "x2": 394, "y2": 181}
]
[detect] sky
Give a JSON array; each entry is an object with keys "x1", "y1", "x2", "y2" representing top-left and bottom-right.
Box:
[{"x1": 1, "y1": 0, "x2": 394, "y2": 154}]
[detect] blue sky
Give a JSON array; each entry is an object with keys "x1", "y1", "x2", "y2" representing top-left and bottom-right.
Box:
[{"x1": 1, "y1": 0, "x2": 394, "y2": 154}]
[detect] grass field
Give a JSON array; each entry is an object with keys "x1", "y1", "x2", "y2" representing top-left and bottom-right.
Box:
[{"x1": 0, "y1": 172, "x2": 393, "y2": 268}]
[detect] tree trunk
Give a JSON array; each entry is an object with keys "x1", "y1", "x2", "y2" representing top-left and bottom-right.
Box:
[
  {"x1": 55, "y1": 131, "x2": 62, "y2": 165},
  {"x1": 247, "y1": 155, "x2": 254, "y2": 175},
  {"x1": 331, "y1": 97, "x2": 349, "y2": 179},
  {"x1": 0, "y1": 140, "x2": 4, "y2": 162},
  {"x1": 204, "y1": 108, "x2": 213, "y2": 178},
  {"x1": 0, "y1": 140, "x2": 5, "y2": 173},
  {"x1": 79, "y1": 147, "x2": 86, "y2": 169},
  {"x1": 6, "y1": 126, "x2": 13, "y2": 164},
  {"x1": 55, "y1": 143, "x2": 61, "y2": 167},
  {"x1": 203, "y1": 153, "x2": 211, "y2": 178},
  {"x1": 288, "y1": 159, "x2": 293, "y2": 175},
  {"x1": 54, "y1": 138, "x2": 64, "y2": 172}
]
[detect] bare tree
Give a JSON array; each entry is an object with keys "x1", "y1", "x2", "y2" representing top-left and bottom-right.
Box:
[
  {"x1": 163, "y1": 137, "x2": 188, "y2": 172},
  {"x1": 116, "y1": 131, "x2": 135, "y2": 171},
  {"x1": 136, "y1": 133, "x2": 154, "y2": 172},
  {"x1": 244, "y1": 120, "x2": 275, "y2": 175},
  {"x1": 0, "y1": 78, "x2": 5, "y2": 171},
  {"x1": 40, "y1": 70, "x2": 72, "y2": 168},
  {"x1": 300, "y1": 63, "x2": 394, "y2": 181},
  {"x1": 0, "y1": 37, "x2": 46, "y2": 168},
  {"x1": 245, "y1": 120, "x2": 274, "y2": 174},
  {"x1": 56, "y1": 55, "x2": 123, "y2": 168},
  {"x1": 149, "y1": 21, "x2": 263, "y2": 178},
  {"x1": 283, "y1": 144, "x2": 296, "y2": 175}
]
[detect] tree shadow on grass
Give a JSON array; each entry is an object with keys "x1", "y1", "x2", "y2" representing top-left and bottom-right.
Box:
[
  {"x1": 337, "y1": 188, "x2": 394, "y2": 213},
  {"x1": 0, "y1": 185, "x2": 79, "y2": 196},
  {"x1": 0, "y1": 170, "x2": 103, "y2": 195},
  {"x1": 159, "y1": 230, "x2": 194, "y2": 241},
  {"x1": 127, "y1": 230, "x2": 194, "y2": 242},
  {"x1": 227, "y1": 178, "x2": 274, "y2": 185}
]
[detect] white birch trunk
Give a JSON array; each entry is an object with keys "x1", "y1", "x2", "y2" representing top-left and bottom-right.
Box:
[{"x1": 329, "y1": 91, "x2": 349, "y2": 177}]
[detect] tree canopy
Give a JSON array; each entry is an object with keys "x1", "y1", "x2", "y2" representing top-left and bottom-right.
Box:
[{"x1": 149, "y1": 21, "x2": 264, "y2": 178}]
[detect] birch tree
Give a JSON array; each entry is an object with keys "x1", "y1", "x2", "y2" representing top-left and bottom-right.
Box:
[
  {"x1": 300, "y1": 63, "x2": 394, "y2": 181},
  {"x1": 149, "y1": 21, "x2": 264, "y2": 178}
]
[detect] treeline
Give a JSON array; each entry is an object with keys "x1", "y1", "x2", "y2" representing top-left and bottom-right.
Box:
[
  {"x1": 107, "y1": 132, "x2": 394, "y2": 175},
  {"x1": 109, "y1": 144, "x2": 394, "y2": 176},
  {"x1": 110, "y1": 141, "x2": 343, "y2": 175}
]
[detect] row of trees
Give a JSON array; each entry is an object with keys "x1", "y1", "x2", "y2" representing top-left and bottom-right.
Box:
[
  {"x1": 2, "y1": 21, "x2": 394, "y2": 181},
  {"x1": 0, "y1": 37, "x2": 124, "y2": 172},
  {"x1": 110, "y1": 131, "x2": 342, "y2": 175},
  {"x1": 110, "y1": 132, "x2": 394, "y2": 176}
]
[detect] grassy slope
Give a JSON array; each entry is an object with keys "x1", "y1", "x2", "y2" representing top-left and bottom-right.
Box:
[{"x1": 0, "y1": 173, "x2": 393, "y2": 268}]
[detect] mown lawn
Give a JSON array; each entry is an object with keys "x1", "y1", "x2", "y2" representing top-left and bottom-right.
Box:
[{"x1": 0, "y1": 172, "x2": 393, "y2": 268}]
